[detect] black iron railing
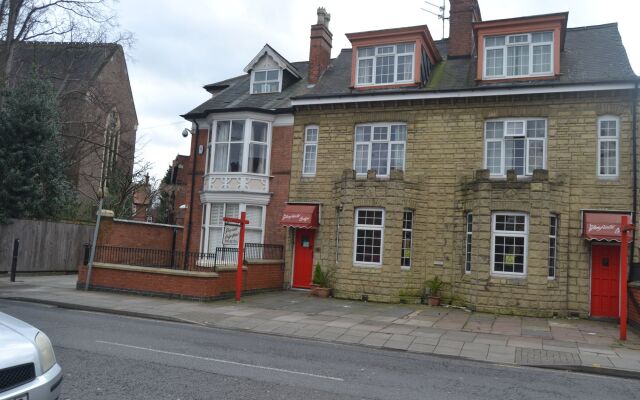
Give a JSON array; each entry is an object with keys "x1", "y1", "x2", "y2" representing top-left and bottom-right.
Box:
[
  {"x1": 245, "y1": 243, "x2": 283, "y2": 260},
  {"x1": 86, "y1": 243, "x2": 283, "y2": 271}
]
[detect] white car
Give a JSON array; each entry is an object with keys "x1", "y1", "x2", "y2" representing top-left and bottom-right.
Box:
[{"x1": 0, "y1": 312, "x2": 62, "y2": 400}]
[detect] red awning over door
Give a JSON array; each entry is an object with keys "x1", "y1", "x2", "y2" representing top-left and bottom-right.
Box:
[
  {"x1": 583, "y1": 211, "x2": 632, "y2": 242},
  {"x1": 280, "y1": 204, "x2": 319, "y2": 229}
]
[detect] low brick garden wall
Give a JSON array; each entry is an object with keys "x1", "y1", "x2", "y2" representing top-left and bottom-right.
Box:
[{"x1": 77, "y1": 261, "x2": 284, "y2": 300}]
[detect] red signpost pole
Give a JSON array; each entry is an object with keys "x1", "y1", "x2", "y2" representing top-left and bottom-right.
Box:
[
  {"x1": 236, "y1": 211, "x2": 246, "y2": 302},
  {"x1": 620, "y1": 215, "x2": 633, "y2": 341},
  {"x1": 223, "y1": 212, "x2": 249, "y2": 302}
]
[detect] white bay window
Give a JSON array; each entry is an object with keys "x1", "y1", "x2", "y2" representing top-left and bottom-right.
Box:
[
  {"x1": 484, "y1": 119, "x2": 546, "y2": 177},
  {"x1": 354, "y1": 123, "x2": 406, "y2": 177},
  {"x1": 211, "y1": 119, "x2": 270, "y2": 175}
]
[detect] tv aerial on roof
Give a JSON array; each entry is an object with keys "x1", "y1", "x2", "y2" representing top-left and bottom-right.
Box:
[{"x1": 421, "y1": 0, "x2": 449, "y2": 39}]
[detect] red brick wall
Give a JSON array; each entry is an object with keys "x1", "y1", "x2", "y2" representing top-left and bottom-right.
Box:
[
  {"x1": 265, "y1": 125, "x2": 293, "y2": 246},
  {"x1": 180, "y1": 128, "x2": 208, "y2": 254},
  {"x1": 98, "y1": 217, "x2": 183, "y2": 249},
  {"x1": 77, "y1": 261, "x2": 283, "y2": 300},
  {"x1": 630, "y1": 283, "x2": 640, "y2": 330},
  {"x1": 78, "y1": 264, "x2": 219, "y2": 298}
]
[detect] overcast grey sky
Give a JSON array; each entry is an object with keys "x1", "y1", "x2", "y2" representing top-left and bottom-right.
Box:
[{"x1": 115, "y1": 0, "x2": 640, "y2": 179}]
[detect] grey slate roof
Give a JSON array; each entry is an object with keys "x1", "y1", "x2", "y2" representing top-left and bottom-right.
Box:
[
  {"x1": 184, "y1": 62, "x2": 311, "y2": 118},
  {"x1": 5, "y1": 41, "x2": 121, "y2": 96},
  {"x1": 184, "y1": 23, "x2": 637, "y2": 117}
]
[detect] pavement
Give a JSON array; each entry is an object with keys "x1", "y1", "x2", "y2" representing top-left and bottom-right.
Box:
[
  {"x1": 7, "y1": 300, "x2": 640, "y2": 399},
  {"x1": 3, "y1": 274, "x2": 640, "y2": 379}
]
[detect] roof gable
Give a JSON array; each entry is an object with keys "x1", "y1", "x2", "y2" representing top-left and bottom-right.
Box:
[{"x1": 243, "y1": 44, "x2": 301, "y2": 79}]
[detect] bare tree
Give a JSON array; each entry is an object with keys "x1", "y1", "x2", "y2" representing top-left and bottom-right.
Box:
[{"x1": 0, "y1": 0, "x2": 131, "y2": 88}]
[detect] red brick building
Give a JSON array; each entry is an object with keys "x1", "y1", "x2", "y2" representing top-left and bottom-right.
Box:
[{"x1": 178, "y1": 9, "x2": 334, "y2": 266}]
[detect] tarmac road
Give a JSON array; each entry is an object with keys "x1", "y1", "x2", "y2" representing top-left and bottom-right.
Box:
[{"x1": 1, "y1": 300, "x2": 639, "y2": 400}]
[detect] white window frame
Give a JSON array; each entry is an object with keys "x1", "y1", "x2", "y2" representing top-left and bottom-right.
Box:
[
  {"x1": 483, "y1": 31, "x2": 554, "y2": 80},
  {"x1": 484, "y1": 118, "x2": 547, "y2": 178},
  {"x1": 401, "y1": 210, "x2": 413, "y2": 269},
  {"x1": 464, "y1": 213, "x2": 473, "y2": 273},
  {"x1": 200, "y1": 202, "x2": 266, "y2": 254},
  {"x1": 353, "y1": 122, "x2": 406, "y2": 177},
  {"x1": 210, "y1": 119, "x2": 271, "y2": 175},
  {"x1": 548, "y1": 214, "x2": 558, "y2": 279},
  {"x1": 355, "y1": 43, "x2": 415, "y2": 87},
  {"x1": 353, "y1": 208, "x2": 385, "y2": 267},
  {"x1": 250, "y1": 69, "x2": 282, "y2": 94},
  {"x1": 597, "y1": 115, "x2": 620, "y2": 178},
  {"x1": 302, "y1": 125, "x2": 319, "y2": 176},
  {"x1": 490, "y1": 212, "x2": 528, "y2": 277}
]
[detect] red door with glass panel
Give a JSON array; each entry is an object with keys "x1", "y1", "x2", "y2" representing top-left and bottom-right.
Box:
[
  {"x1": 292, "y1": 230, "x2": 314, "y2": 288},
  {"x1": 591, "y1": 244, "x2": 620, "y2": 318}
]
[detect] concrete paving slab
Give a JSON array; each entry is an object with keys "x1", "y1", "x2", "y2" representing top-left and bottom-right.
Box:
[
  {"x1": 379, "y1": 324, "x2": 416, "y2": 335},
  {"x1": 273, "y1": 313, "x2": 308, "y2": 322},
  {"x1": 314, "y1": 327, "x2": 348, "y2": 341},
  {"x1": 272, "y1": 322, "x2": 304, "y2": 335},
  {"x1": 578, "y1": 343, "x2": 618, "y2": 356},
  {"x1": 360, "y1": 332, "x2": 392, "y2": 347},
  {"x1": 291, "y1": 325, "x2": 326, "y2": 338},
  {"x1": 413, "y1": 335, "x2": 440, "y2": 346},
  {"x1": 474, "y1": 333, "x2": 509, "y2": 346},
  {"x1": 434, "y1": 344, "x2": 462, "y2": 356},
  {"x1": 442, "y1": 330, "x2": 477, "y2": 342},
  {"x1": 412, "y1": 327, "x2": 446, "y2": 338},
  {"x1": 438, "y1": 339, "x2": 465, "y2": 350},
  {"x1": 487, "y1": 345, "x2": 516, "y2": 363},
  {"x1": 408, "y1": 343, "x2": 436, "y2": 353},
  {"x1": 609, "y1": 357, "x2": 640, "y2": 370},
  {"x1": 580, "y1": 354, "x2": 615, "y2": 368},
  {"x1": 253, "y1": 320, "x2": 288, "y2": 333},
  {"x1": 326, "y1": 318, "x2": 361, "y2": 328},
  {"x1": 460, "y1": 342, "x2": 489, "y2": 360},
  {"x1": 507, "y1": 336, "x2": 543, "y2": 349}
]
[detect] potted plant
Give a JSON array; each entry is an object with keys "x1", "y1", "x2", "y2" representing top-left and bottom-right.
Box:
[
  {"x1": 312, "y1": 263, "x2": 332, "y2": 298},
  {"x1": 425, "y1": 276, "x2": 444, "y2": 306}
]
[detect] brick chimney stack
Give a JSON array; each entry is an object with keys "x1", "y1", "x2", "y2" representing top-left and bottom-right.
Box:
[
  {"x1": 308, "y1": 7, "x2": 332, "y2": 85},
  {"x1": 448, "y1": 0, "x2": 482, "y2": 57}
]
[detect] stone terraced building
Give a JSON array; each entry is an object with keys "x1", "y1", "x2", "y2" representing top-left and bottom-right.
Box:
[
  {"x1": 182, "y1": 0, "x2": 639, "y2": 317},
  {"x1": 285, "y1": 1, "x2": 639, "y2": 317}
]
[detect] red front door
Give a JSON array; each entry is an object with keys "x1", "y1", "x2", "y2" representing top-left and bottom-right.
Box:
[
  {"x1": 292, "y1": 229, "x2": 315, "y2": 288},
  {"x1": 591, "y1": 244, "x2": 620, "y2": 318}
]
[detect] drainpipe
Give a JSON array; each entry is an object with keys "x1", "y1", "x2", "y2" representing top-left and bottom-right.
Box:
[
  {"x1": 335, "y1": 204, "x2": 343, "y2": 264},
  {"x1": 631, "y1": 80, "x2": 639, "y2": 281},
  {"x1": 184, "y1": 120, "x2": 200, "y2": 268}
]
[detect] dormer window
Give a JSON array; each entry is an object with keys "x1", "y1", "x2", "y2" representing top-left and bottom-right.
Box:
[
  {"x1": 356, "y1": 43, "x2": 415, "y2": 86},
  {"x1": 251, "y1": 69, "x2": 281, "y2": 94},
  {"x1": 475, "y1": 12, "x2": 567, "y2": 82},
  {"x1": 483, "y1": 31, "x2": 553, "y2": 79},
  {"x1": 346, "y1": 25, "x2": 441, "y2": 89},
  {"x1": 244, "y1": 44, "x2": 301, "y2": 95}
]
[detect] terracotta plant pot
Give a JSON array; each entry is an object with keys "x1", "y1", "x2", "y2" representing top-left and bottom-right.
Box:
[
  {"x1": 315, "y1": 287, "x2": 332, "y2": 298},
  {"x1": 428, "y1": 295, "x2": 441, "y2": 306},
  {"x1": 310, "y1": 284, "x2": 319, "y2": 296}
]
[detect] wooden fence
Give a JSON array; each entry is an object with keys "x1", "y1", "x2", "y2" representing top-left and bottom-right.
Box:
[{"x1": 0, "y1": 219, "x2": 94, "y2": 273}]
